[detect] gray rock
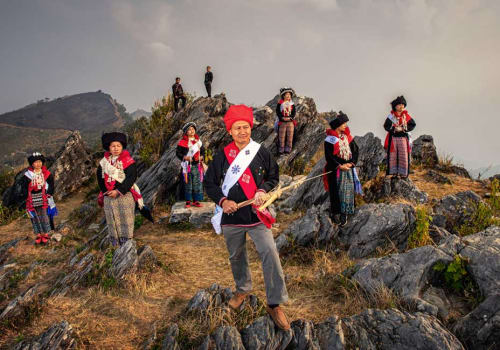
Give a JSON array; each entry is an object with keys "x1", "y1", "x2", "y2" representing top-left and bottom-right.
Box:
[
  {"x1": 288, "y1": 320, "x2": 319, "y2": 350},
  {"x1": 0, "y1": 283, "x2": 42, "y2": 320},
  {"x1": 137, "y1": 245, "x2": 158, "y2": 271},
  {"x1": 364, "y1": 177, "x2": 428, "y2": 204},
  {"x1": 412, "y1": 135, "x2": 438, "y2": 167},
  {"x1": 49, "y1": 131, "x2": 94, "y2": 201},
  {"x1": 436, "y1": 164, "x2": 471, "y2": 179},
  {"x1": 186, "y1": 283, "x2": 234, "y2": 314},
  {"x1": 274, "y1": 234, "x2": 291, "y2": 253},
  {"x1": 338, "y1": 203, "x2": 416, "y2": 258},
  {"x1": 342, "y1": 308, "x2": 464, "y2": 350},
  {"x1": 142, "y1": 321, "x2": 158, "y2": 350},
  {"x1": 429, "y1": 225, "x2": 452, "y2": 245},
  {"x1": 240, "y1": 315, "x2": 293, "y2": 350},
  {"x1": 425, "y1": 170, "x2": 452, "y2": 185},
  {"x1": 71, "y1": 202, "x2": 98, "y2": 228},
  {"x1": 109, "y1": 240, "x2": 138, "y2": 279},
  {"x1": 51, "y1": 233, "x2": 63, "y2": 242},
  {"x1": 199, "y1": 326, "x2": 245, "y2": 350},
  {"x1": 354, "y1": 132, "x2": 386, "y2": 181},
  {"x1": 13, "y1": 320, "x2": 76, "y2": 350},
  {"x1": 432, "y1": 190, "x2": 482, "y2": 233},
  {"x1": 168, "y1": 201, "x2": 215, "y2": 228},
  {"x1": 315, "y1": 316, "x2": 345, "y2": 350},
  {"x1": 0, "y1": 237, "x2": 22, "y2": 264},
  {"x1": 0, "y1": 263, "x2": 17, "y2": 291},
  {"x1": 421, "y1": 286, "x2": 451, "y2": 319},
  {"x1": 51, "y1": 253, "x2": 95, "y2": 297},
  {"x1": 453, "y1": 294, "x2": 500, "y2": 350},
  {"x1": 162, "y1": 324, "x2": 181, "y2": 350}
]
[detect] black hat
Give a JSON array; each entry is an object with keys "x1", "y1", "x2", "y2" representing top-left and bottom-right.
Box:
[
  {"x1": 182, "y1": 122, "x2": 197, "y2": 134},
  {"x1": 329, "y1": 111, "x2": 349, "y2": 130},
  {"x1": 279, "y1": 87, "x2": 295, "y2": 98},
  {"x1": 391, "y1": 96, "x2": 407, "y2": 111},
  {"x1": 101, "y1": 132, "x2": 127, "y2": 151},
  {"x1": 27, "y1": 152, "x2": 45, "y2": 166}
]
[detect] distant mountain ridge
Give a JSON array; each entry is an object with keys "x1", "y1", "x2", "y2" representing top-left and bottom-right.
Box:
[
  {"x1": 130, "y1": 109, "x2": 151, "y2": 120},
  {"x1": 0, "y1": 91, "x2": 127, "y2": 168}
]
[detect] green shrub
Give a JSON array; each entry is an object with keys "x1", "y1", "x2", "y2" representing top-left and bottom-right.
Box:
[
  {"x1": 457, "y1": 201, "x2": 498, "y2": 236},
  {"x1": 0, "y1": 204, "x2": 25, "y2": 226},
  {"x1": 134, "y1": 214, "x2": 144, "y2": 230},
  {"x1": 408, "y1": 206, "x2": 433, "y2": 249},
  {"x1": 490, "y1": 178, "x2": 500, "y2": 213}
]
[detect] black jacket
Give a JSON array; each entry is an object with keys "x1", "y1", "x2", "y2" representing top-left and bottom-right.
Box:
[
  {"x1": 383, "y1": 115, "x2": 416, "y2": 175},
  {"x1": 276, "y1": 102, "x2": 296, "y2": 122},
  {"x1": 204, "y1": 145, "x2": 279, "y2": 226},
  {"x1": 96, "y1": 163, "x2": 137, "y2": 195},
  {"x1": 172, "y1": 83, "x2": 184, "y2": 98},
  {"x1": 324, "y1": 139, "x2": 359, "y2": 215},
  {"x1": 204, "y1": 71, "x2": 213, "y2": 84},
  {"x1": 176, "y1": 144, "x2": 205, "y2": 164}
]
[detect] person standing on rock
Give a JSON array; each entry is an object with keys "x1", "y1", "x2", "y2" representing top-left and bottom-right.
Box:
[
  {"x1": 204, "y1": 66, "x2": 213, "y2": 97},
  {"x1": 384, "y1": 96, "x2": 416, "y2": 178},
  {"x1": 97, "y1": 132, "x2": 146, "y2": 247},
  {"x1": 204, "y1": 105, "x2": 290, "y2": 330},
  {"x1": 22, "y1": 152, "x2": 56, "y2": 244},
  {"x1": 172, "y1": 77, "x2": 187, "y2": 112},
  {"x1": 324, "y1": 112, "x2": 362, "y2": 227},
  {"x1": 275, "y1": 87, "x2": 296, "y2": 154},
  {"x1": 176, "y1": 122, "x2": 205, "y2": 208}
]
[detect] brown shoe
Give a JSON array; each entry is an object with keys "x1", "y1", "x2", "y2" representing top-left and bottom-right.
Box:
[
  {"x1": 266, "y1": 306, "x2": 291, "y2": 330},
  {"x1": 228, "y1": 292, "x2": 248, "y2": 310}
]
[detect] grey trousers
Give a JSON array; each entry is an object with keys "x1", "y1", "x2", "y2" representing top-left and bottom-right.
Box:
[{"x1": 222, "y1": 224, "x2": 288, "y2": 305}]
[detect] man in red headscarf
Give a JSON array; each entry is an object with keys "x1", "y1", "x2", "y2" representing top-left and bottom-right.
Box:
[{"x1": 204, "y1": 105, "x2": 290, "y2": 330}]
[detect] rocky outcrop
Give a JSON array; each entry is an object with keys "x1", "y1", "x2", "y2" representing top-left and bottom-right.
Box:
[
  {"x1": 0, "y1": 284, "x2": 42, "y2": 320},
  {"x1": 137, "y1": 94, "x2": 327, "y2": 207},
  {"x1": 240, "y1": 316, "x2": 294, "y2": 349},
  {"x1": 13, "y1": 320, "x2": 76, "y2": 350},
  {"x1": 353, "y1": 132, "x2": 386, "y2": 181},
  {"x1": 431, "y1": 190, "x2": 482, "y2": 233},
  {"x1": 199, "y1": 326, "x2": 245, "y2": 350},
  {"x1": 0, "y1": 237, "x2": 22, "y2": 264},
  {"x1": 425, "y1": 170, "x2": 453, "y2": 184},
  {"x1": 50, "y1": 253, "x2": 95, "y2": 297},
  {"x1": 109, "y1": 240, "x2": 138, "y2": 279},
  {"x1": 168, "y1": 202, "x2": 215, "y2": 228},
  {"x1": 453, "y1": 294, "x2": 500, "y2": 350},
  {"x1": 339, "y1": 203, "x2": 416, "y2": 258},
  {"x1": 49, "y1": 131, "x2": 94, "y2": 200},
  {"x1": 364, "y1": 177, "x2": 428, "y2": 204},
  {"x1": 161, "y1": 324, "x2": 181, "y2": 350},
  {"x1": 350, "y1": 226, "x2": 500, "y2": 318},
  {"x1": 343, "y1": 308, "x2": 464, "y2": 350},
  {"x1": 412, "y1": 135, "x2": 439, "y2": 167}
]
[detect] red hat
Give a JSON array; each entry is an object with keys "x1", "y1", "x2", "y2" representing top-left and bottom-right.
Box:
[{"x1": 224, "y1": 105, "x2": 254, "y2": 131}]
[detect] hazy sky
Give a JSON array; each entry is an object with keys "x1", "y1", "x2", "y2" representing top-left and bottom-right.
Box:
[{"x1": 1, "y1": 0, "x2": 499, "y2": 169}]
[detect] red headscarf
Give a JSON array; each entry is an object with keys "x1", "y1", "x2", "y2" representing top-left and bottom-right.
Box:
[{"x1": 224, "y1": 105, "x2": 254, "y2": 131}]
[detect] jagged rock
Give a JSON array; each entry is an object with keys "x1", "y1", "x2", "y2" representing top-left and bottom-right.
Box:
[
  {"x1": 49, "y1": 131, "x2": 94, "y2": 200},
  {"x1": 275, "y1": 205, "x2": 337, "y2": 252},
  {"x1": 0, "y1": 263, "x2": 17, "y2": 291},
  {"x1": 432, "y1": 191, "x2": 482, "y2": 233},
  {"x1": 288, "y1": 320, "x2": 318, "y2": 350},
  {"x1": 168, "y1": 202, "x2": 216, "y2": 228},
  {"x1": 137, "y1": 94, "x2": 327, "y2": 206},
  {"x1": 338, "y1": 203, "x2": 416, "y2": 258},
  {"x1": 436, "y1": 164, "x2": 471, "y2": 178},
  {"x1": 429, "y1": 225, "x2": 452, "y2": 245},
  {"x1": 142, "y1": 321, "x2": 158, "y2": 350},
  {"x1": 288, "y1": 317, "x2": 345, "y2": 350},
  {"x1": 412, "y1": 135, "x2": 438, "y2": 167},
  {"x1": 453, "y1": 294, "x2": 500, "y2": 350},
  {"x1": 421, "y1": 286, "x2": 451, "y2": 319},
  {"x1": 71, "y1": 202, "x2": 98, "y2": 228},
  {"x1": 137, "y1": 245, "x2": 158, "y2": 271},
  {"x1": 425, "y1": 170, "x2": 452, "y2": 185},
  {"x1": 354, "y1": 132, "x2": 386, "y2": 181},
  {"x1": 186, "y1": 283, "x2": 234, "y2": 314},
  {"x1": 0, "y1": 283, "x2": 42, "y2": 320},
  {"x1": 161, "y1": 324, "x2": 180, "y2": 350},
  {"x1": 342, "y1": 308, "x2": 464, "y2": 350},
  {"x1": 0, "y1": 237, "x2": 22, "y2": 264},
  {"x1": 51, "y1": 233, "x2": 63, "y2": 242},
  {"x1": 350, "y1": 226, "x2": 500, "y2": 316},
  {"x1": 199, "y1": 326, "x2": 245, "y2": 350},
  {"x1": 13, "y1": 320, "x2": 76, "y2": 350},
  {"x1": 50, "y1": 253, "x2": 94, "y2": 297},
  {"x1": 109, "y1": 240, "x2": 138, "y2": 279},
  {"x1": 364, "y1": 177, "x2": 428, "y2": 204},
  {"x1": 279, "y1": 159, "x2": 328, "y2": 211},
  {"x1": 240, "y1": 315, "x2": 294, "y2": 350}
]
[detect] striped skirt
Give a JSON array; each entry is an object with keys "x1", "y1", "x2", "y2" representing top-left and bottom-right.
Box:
[
  {"x1": 337, "y1": 170, "x2": 355, "y2": 215},
  {"x1": 104, "y1": 192, "x2": 135, "y2": 244},
  {"x1": 29, "y1": 196, "x2": 51, "y2": 235},
  {"x1": 388, "y1": 137, "x2": 409, "y2": 177}
]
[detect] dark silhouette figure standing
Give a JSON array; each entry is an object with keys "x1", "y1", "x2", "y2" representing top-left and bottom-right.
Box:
[
  {"x1": 204, "y1": 66, "x2": 213, "y2": 97},
  {"x1": 172, "y1": 77, "x2": 187, "y2": 112}
]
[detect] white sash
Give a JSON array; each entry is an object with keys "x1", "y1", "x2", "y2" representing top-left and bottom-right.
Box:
[
  {"x1": 324, "y1": 135, "x2": 339, "y2": 145},
  {"x1": 181, "y1": 139, "x2": 202, "y2": 176},
  {"x1": 211, "y1": 140, "x2": 261, "y2": 234},
  {"x1": 99, "y1": 157, "x2": 144, "y2": 208},
  {"x1": 24, "y1": 170, "x2": 49, "y2": 191},
  {"x1": 387, "y1": 114, "x2": 412, "y2": 147}
]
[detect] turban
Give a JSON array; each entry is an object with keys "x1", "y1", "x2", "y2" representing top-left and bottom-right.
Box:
[{"x1": 224, "y1": 105, "x2": 254, "y2": 132}]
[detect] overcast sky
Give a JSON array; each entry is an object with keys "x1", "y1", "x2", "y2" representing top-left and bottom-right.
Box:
[{"x1": 1, "y1": 0, "x2": 499, "y2": 169}]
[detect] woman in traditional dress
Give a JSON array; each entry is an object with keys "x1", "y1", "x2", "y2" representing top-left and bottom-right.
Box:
[
  {"x1": 22, "y1": 152, "x2": 56, "y2": 244},
  {"x1": 323, "y1": 112, "x2": 362, "y2": 227},
  {"x1": 97, "y1": 132, "x2": 145, "y2": 247},
  {"x1": 176, "y1": 122, "x2": 205, "y2": 208},
  {"x1": 383, "y1": 95, "x2": 416, "y2": 178},
  {"x1": 275, "y1": 87, "x2": 296, "y2": 154}
]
